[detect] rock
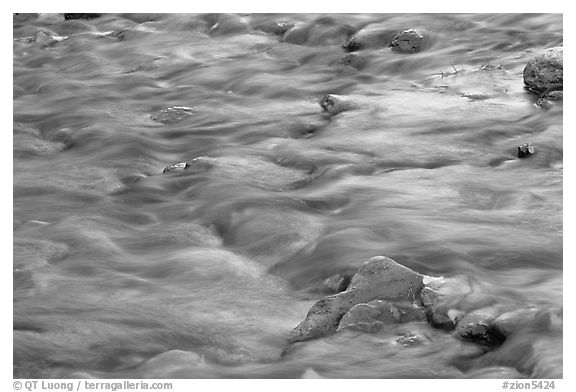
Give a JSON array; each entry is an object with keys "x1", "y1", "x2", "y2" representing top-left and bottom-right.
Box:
[
  {"x1": 536, "y1": 90, "x2": 563, "y2": 109},
  {"x1": 396, "y1": 334, "x2": 425, "y2": 347},
  {"x1": 338, "y1": 300, "x2": 400, "y2": 332},
  {"x1": 523, "y1": 47, "x2": 563, "y2": 93},
  {"x1": 517, "y1": 143, "x2": 535, "y2": 158},
  {"x1": 151, "y1": 106, "x2": 195, "y2": 124},
  {"x1": 162, "y1": 162, "x2": 190, "y2": 174},
  {"x1": 318, "y1": 94, "x2": 358, "y2": 115},
  {"x1": 64, "y1": 14, "x2": 102, "y2": 20},
  {"x1": 35, "y1": 31, "x2": 58, "y2": 47},
  {"x1": 452, "y1": 305, "x2": 508, "y2": 346},
  {"x1": 336, "y1": 53, "x2": 366, "y2": 70},
  {"x1": 290, "y1": 256, "x2": 424, "y2": 342},
  {"x1": 389, "y1": 29, "x2": 425, "y2": 53}
]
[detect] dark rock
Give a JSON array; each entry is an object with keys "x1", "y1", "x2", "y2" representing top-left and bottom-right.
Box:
[
  {"x1": 319, "y1": 94, "x2": 357, "y2": 115},
  {"x1": 452, "y1": 305, "x2": 508, "y2": 346},
  {"x1": 162, "y1": 162, "x2": 190, "y2": 174},
  {"x1": 151, "y1": 106, "x2": 195, "y2": 124},
  {"x1": 517, "y1": 143, "x2": 535, "y2": 158},
  {"x1": 64, "y1": 14, "x2": 102, "y2": 20},
  {"x1": 389, "y1": 29, "x2": 425, "y2": 53},
  {"x1": 523, "y1": 47, "x2": 563, "y2": 93},
  {"x1": 342, "y1": 23, "x2": 396, "y2": 52},
  {"x1": 290, "y1": 256, "x2": 424, "y2": 342}
]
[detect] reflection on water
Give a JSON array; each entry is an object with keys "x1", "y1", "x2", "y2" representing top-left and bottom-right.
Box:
[{"x1": 13, "y1": 13, "x2": 562, "y2": 378}]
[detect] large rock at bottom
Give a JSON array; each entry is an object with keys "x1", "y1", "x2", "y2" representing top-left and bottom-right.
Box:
[
  {"x1": 289, "y1": 256, "x2": 424, "y2": 342},
  {"x1": 523, "y1": 47, "x2": 563, "y2": 93}
]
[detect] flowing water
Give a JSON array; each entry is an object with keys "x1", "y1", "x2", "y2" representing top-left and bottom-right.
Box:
[{"x1": 13, "y1": 13, "x2": 563, "y2": 379}]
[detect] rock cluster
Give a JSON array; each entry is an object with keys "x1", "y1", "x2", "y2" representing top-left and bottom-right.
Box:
[{"x1": 289, "y1": 256, "x2": 548, "y2": 351}]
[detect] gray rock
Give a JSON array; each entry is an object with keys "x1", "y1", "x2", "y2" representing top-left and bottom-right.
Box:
[
  {"x1": 396, "y1": 334, "x2": 425, "y2": 347},
  {"x1": 523, "y1": 47, "x2": 563, "y2": 93},
  {"x1": 151, "y1": 106, "x2": 195, "y2": 124},
  {"x1": 389, "y1": 29, "x2": 425, "y2": 53},
  {"x1": 290, "y1": 256, "x2": 424, "y2": 342},
  {"x1": 338, "y1": 300, "x2": 426, "y2": 332},
  {"x1": 452, "y1": 305, "x2": 508, "y2": 346}
]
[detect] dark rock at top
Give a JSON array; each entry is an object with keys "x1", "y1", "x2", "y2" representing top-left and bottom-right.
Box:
[
  {"x1": 64, "y1": 14, "x2": 102, "y2": 20},
  {"x1": 523, "y1": 47, "x2": 563, "y2": 94}
]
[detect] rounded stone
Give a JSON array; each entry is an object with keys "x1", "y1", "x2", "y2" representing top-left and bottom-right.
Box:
[
  {"x1": 389, "y1": 29, "x2": 425, "y2": 53},
  {"x1": 523, "y1": 47, "x2": 563, "y2": 93}
]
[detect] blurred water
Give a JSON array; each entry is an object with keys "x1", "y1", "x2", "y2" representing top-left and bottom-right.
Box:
[{"x1": 13, "y1": 13, "x2": 562, "y2": 378}]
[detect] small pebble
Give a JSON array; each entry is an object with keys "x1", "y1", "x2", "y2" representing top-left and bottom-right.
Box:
[{"x1": 517, "y1": 143, "x2": 535, "y2": 158}]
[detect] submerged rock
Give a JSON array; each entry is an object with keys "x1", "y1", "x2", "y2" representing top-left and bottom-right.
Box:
[
  {"x1": 290, "y1": 256, "x2": 424, "y2": 342},
  {"x1": 389, "y1": 29, "x2": 425, "y2": 53},
  {"x1": 523, "y1": 47, "x2": 563, "y2": 93},
  {"x1": 151, "y1": 106, "x2": 195, "y2": 124}
]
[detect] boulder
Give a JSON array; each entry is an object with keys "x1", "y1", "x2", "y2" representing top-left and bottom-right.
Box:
[
  {"x1": 290, "y1": 256, "x2": 424, "y2": 342},
  {"x1": 452, "y1": 305, "x2": 509, "y2": 346},
  {"x1": 162, "y1": 162, "x2": 190, "y2": 174},
  {"x1": 523, "y1": 47, "x2": 563, "y2": 93},
  {"x1": 389, "y1": 29, "x2": 425, "y2": 53}
]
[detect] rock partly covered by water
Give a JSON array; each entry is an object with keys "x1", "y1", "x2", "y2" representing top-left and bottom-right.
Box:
[
  {"x1": 523, "y1": 47, "x2": 563, "y2": 93},
  {"x1": 290, "y1": 256, "x2": 554, "y2": 350},
  {"x1": 290, "y1": 256, "x2": 424, "y2": 342},
  {"x1": 389, "y1": 29, "x2": 425, "y2": 53}
]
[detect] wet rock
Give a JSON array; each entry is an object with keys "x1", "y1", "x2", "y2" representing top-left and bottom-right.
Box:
[
  {"x1": 151, "y1": 106, "x2": 195, "y2": 124},
  {"x1": 523, "y1": 47, "x2": 563, "y2": 93},
  {"x1": 336, "y1": 53, "x2": 366, "y2": 70},
  {"x1": 64, "y1": 14, "x2": 102, "y2": 20},
  {"x1": 452, "y1": 305, "x2": 508, "y2": 346},
  {"x1": 389, "y1": 29, "x2": 425, "y2": 53},
  {"x1": 517, "y1": 143, "x2": 535, "y2": 158},
  {"x1": 319, "y1": 94, "x2": 358, "y2": 115},
  {"x1": 338, "y1": 300, "x2": 400, "y2": 332},
  {"x1": 290, "y1": 256, "x2": 424, "y2": 342},
  {"x1": 420, "y1": 286, "x2": 457, "y2": 329},
  {"x1": 396, "y1": 334, "x2": 425, "y2": 347},
  {"x1": 162, "y1": 162, "x2": 190, "y2": 174}
]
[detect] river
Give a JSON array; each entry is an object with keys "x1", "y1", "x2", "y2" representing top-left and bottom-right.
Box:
[{"x1": 13, "y1": 13, "x2": 562, "y2": 378}]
